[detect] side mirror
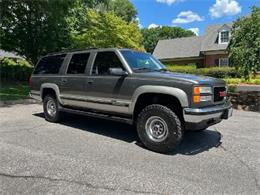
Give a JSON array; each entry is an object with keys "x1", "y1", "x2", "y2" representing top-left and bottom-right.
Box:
[{"x1": 109, "y1": 68, "x2": 128, "y2": 76}]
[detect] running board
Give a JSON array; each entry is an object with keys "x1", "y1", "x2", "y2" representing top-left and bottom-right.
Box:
[{"x1": 60, "y1": 107, "x2": 133, "y2": 125}]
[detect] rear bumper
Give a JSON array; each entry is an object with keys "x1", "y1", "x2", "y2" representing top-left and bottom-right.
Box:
[{"x1": 183, "y1": 101, "x2": 232, "y2": 130}]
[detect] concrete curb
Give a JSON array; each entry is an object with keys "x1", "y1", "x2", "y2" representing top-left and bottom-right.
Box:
[{"x1": 0, "y1": 98, "x2": 41, "y2": 107}]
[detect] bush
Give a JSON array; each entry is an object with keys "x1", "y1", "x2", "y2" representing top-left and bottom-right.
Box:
[
  {"x1": 0, "y1": 57, "x2": 33, "y2": 82},
  {"x1": 224, "y1": 78, "x2": 260, "y2": 85},
  {"x1": 166, "y1": 65, "x2": 241, "y2": 78}
]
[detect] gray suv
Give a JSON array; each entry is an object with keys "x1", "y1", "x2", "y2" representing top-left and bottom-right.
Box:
[{"x1": 30, "y1": 48, "x2": 232, "y2": 153}]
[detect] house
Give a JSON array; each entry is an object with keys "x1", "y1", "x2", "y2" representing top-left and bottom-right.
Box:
[
  {"x1": 153, "y1": 23, "x2": 232, "y2": 68},
  {"x1": 0, "y1": 49, "x2": 24, "y2": 60}
]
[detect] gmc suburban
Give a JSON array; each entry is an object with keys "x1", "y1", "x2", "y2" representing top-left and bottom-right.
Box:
[{"x1": 30, "y1": 48, "x2": 232, "y2": 153}]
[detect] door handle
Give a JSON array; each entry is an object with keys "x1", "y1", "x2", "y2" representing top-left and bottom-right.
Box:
[
  {"x1": 61, "y1": 78, "x2": 68, "y2": 84},
  {"x1": 87, "y1": 79, "x2": 93, "y2": 84}
]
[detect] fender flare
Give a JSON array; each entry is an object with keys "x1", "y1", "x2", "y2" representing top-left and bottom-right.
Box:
[
  {"x1": 129, "y1": 85, "x2": 189, "y2": 113},
  {"x1": 40, "y1": 83, "x2": 63, "y2": 105}
]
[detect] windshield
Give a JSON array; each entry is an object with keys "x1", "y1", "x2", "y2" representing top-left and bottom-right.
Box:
[{"x1": 120, "y1": 50, "x2": 166, "y2": 72}]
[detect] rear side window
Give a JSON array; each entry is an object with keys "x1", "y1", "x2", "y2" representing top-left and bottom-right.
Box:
[
  {"x1": 67, "y1": 53, "x2": 90, "y2": 74},
  {"x1": 34, "y1": 54, "x2": 66, "y2": 74}
]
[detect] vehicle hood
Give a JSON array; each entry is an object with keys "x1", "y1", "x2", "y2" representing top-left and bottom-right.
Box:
[{"x1": 134, "y1": 71, "x2": 225, "y2": 85}]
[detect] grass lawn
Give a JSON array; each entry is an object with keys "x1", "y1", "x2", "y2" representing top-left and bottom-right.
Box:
[{"x1": 0, "y1": 82, "x2": 30, "y2": 101}]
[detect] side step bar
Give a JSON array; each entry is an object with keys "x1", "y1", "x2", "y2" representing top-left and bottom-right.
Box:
[{"x1": 60, "y1": 107, "x2": 134, "y2": 125}]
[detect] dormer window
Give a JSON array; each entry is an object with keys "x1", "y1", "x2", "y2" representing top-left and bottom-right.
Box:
[{"x1": 219, "y1": 30, "x2": 230, "y2": 44}]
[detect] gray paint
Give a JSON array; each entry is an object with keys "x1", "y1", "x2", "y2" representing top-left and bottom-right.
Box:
[{"x1": 30, "y1": 48, "x2": 231, "y2": 128}]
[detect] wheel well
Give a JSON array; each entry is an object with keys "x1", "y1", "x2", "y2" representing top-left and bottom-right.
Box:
[
  {"x1": 41, "y1": 88, "x2": 56, "y2": 100},
  {"x1": 133, "y1": 93, "x2": 183, "y2": 121}
]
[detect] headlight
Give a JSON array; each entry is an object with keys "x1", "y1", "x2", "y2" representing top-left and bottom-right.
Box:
[
  {"x1": 193, "y1": 86, "x2": 213, "y2": 103},
  {"x1": 193, "y1": 86, "x2": 212, "y2": 94}
]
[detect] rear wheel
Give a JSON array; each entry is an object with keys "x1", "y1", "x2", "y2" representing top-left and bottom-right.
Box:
[
  {"x1": 43, "y1": 95, "x2": 62, "y2": 123},
  {"x1": 136, "y1": 104, "x2": 183, "y2": 153}
]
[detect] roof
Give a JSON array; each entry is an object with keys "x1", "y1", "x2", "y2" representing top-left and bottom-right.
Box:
[
  {"x1": 153, "y1": 36, "x2": 203, "y2": 59},
  {"x1": 0, "y1": 49, "x2": 24, "y2": 59},
  {"x1": 201, "y1": 23, "x2": 232, "y2": 51},
  {"x1": 153, "y1": 23, "x2": 233, "y2": 60}
]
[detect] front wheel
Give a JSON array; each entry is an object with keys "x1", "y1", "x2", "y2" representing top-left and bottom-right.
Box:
[{"x1": 136, "y1": 104, "x2": 183, "y2": 153}]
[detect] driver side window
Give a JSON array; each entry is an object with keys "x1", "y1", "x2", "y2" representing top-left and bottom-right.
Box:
[{"x1": 92, "y1": 51, "x2": 124, "y2": 75}]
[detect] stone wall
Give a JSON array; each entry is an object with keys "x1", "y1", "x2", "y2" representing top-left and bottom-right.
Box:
[{"x1": 228, "y1": 89, "x2": 260, "y2": 112}]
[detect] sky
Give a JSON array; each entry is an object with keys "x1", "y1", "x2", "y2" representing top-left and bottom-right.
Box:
[{"x1": 131, "y1": 0, "x2": 259, "y2": 35}]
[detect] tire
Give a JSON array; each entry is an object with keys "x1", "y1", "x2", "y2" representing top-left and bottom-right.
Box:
[
  {"x1": 43, "y1": 95, "x2": 62, "y2": 123},
  {"x1": 136, "y1": 104, "x2": 183, "y2": 153}
]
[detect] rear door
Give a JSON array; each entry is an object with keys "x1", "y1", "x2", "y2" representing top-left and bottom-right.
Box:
[{"x1": 59, "y1": 52, "x2": 90, "y2": 107}]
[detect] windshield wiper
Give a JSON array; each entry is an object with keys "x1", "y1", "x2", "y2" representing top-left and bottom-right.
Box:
[
  {"x1": 157, "y1": 68, "x2": 168, "y2": 72},
  {"x1": 134, "y1": 67, "x2": 154, "y2": 71},
  {"x1": 133, "y1": 67, "x2": 168, "y2": 72}
]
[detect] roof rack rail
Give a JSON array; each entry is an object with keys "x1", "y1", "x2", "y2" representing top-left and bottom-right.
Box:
[{"x1": 47, "y1": 47, "x2": 98, "y2": 55}]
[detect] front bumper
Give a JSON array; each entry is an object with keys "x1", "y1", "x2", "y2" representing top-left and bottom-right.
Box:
[{"x1": 183, "y1": 101, "x2": 232, "y2": 130}]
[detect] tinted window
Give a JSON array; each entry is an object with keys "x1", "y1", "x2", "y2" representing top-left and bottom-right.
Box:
[
  {"x1": 34, "y1": 54, "x2": 66, "y2": 74},
  {"x1": 67, "y1": 53, "x2": 90, "y2": 74},
  {"x1": 92, "y1": 52, "x2": 124, "y2": 75}
]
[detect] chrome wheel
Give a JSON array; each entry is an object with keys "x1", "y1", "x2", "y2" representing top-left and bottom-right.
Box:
[
  {"x1": 46, "y1": 99, "x2": 56, "y2": 117},
  {"x1": 145, "y1": 116, "x2": 168, "y2": 142}
]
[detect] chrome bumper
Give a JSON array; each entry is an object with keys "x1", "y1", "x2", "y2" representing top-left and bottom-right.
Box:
[{"x1": 183, "y1": 101, "x2": 233, "y2": 123}]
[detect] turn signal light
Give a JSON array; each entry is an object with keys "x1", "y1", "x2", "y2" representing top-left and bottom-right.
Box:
[
  {"x1": 193, "y1": 96, "x2": 200, "y2": 103},
  {"x1": 193, "y1": 87, "x2": 200, "y2": 95}
]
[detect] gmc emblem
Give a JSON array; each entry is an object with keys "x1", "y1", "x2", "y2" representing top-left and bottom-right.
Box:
[{"x1": 219, "y1": 91, "x2": 226, "y2": 97}]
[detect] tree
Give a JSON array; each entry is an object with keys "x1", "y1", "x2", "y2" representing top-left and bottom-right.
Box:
[
  {"x1": 67, "y1": 0, "x2": 137, "y2": 32},
  {"x1": 0, "y1": 0, "x2": 73, "y2": 64},
  {"x1": 228, "y1": 6, "x2": 260, "y2": 80},
  {"x1": 108, "y1": 0, "x2": 137, "y2": 23},
  {"x1": 70, "y1": 10, "x2": 143, "y2": 50},
  {"x1": 141, "y1": 26, "x2": 195, "y2": 53}
]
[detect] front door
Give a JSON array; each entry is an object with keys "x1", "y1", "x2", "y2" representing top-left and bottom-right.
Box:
[{"x1": 85, "y1": 51, "x2": 130, "y2": 114}]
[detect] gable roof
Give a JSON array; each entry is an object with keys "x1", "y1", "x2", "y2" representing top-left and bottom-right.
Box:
[
  {"x1": 153, "y1": 23, "x2": 233, "y2": 60},
  {"x1": 153, "y1": 36, "x2": 203, "y2": 60},
  {"x1": 201, "y1": 23, "x2": 232, "y2": 52}
]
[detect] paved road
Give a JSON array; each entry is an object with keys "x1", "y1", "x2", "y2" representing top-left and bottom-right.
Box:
[{"x1": 0, "y1": 104, "x2": 259, "y2": 194}]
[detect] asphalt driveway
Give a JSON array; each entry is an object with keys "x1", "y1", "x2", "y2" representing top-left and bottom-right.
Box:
[{"x1": 0, "y1": 104, "x2": 259, "y2": 194}]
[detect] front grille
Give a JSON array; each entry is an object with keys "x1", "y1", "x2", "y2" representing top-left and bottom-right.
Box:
[{"x1": 214, "y1": 87, "x2": 226, "y2": 102}]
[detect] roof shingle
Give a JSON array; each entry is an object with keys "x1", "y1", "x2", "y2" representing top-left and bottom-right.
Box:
[{"x1": 153, "y1": 23, "x2": 232, "y2": 60}]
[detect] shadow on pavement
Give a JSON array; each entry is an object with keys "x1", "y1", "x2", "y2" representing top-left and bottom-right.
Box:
[{"x1": 33, "y1": 112, "x2": 222, "y2": 155}]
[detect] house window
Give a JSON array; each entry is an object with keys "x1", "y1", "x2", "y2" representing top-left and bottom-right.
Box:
[
  {"x1": 220, "y1": 31, "x2": 229, "y2": 43},
  {"x1": 219, "y1": 58, "x2": 229, "y2": 67}
]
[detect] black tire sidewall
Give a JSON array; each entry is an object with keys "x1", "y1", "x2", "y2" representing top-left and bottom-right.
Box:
[{"x1": 137, "y1": 104, "x2": 183, "y2": 153}]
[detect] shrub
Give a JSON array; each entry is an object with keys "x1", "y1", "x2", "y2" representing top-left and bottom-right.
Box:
[
  {"x1": 166, "y1": 64, "x2": 197, "y2": 73},
  {"x1": 0, "y1": 57, "x2": 33, "y2": 82},
  {"x1": 166, "y1": 65, "x2": 241, "y2": 78},
  {"x1": 224, "y1": 78, "x2": 260, "y2": 85}
]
